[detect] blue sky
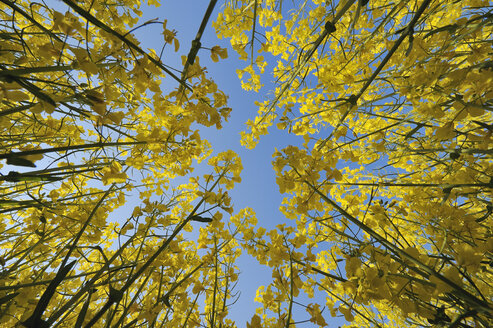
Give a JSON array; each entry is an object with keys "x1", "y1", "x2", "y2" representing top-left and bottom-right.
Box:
[
  {"x1": 130, "y1": 0, "x2": 354, "y2": 326},
  {"x1": 154, "y1": 0, "x2": 294, "y2": 322}
]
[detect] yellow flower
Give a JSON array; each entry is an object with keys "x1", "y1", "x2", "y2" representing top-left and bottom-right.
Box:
[
  {"x1": 210, "y1": 46, "x2": 228, "y2": 62},
  {"x1": 101, "y1": 161, "x2": 127, "y2": 185}
]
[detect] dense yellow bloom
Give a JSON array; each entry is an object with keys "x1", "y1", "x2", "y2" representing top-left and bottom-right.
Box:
[{"x1": 216, "y1": 0, "x2": 493, "y2": 327}]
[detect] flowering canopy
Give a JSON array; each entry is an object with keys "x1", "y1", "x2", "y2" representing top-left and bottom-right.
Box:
[{"x1": 1, "y1": 0, "x2": 492, "y2": 327}]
